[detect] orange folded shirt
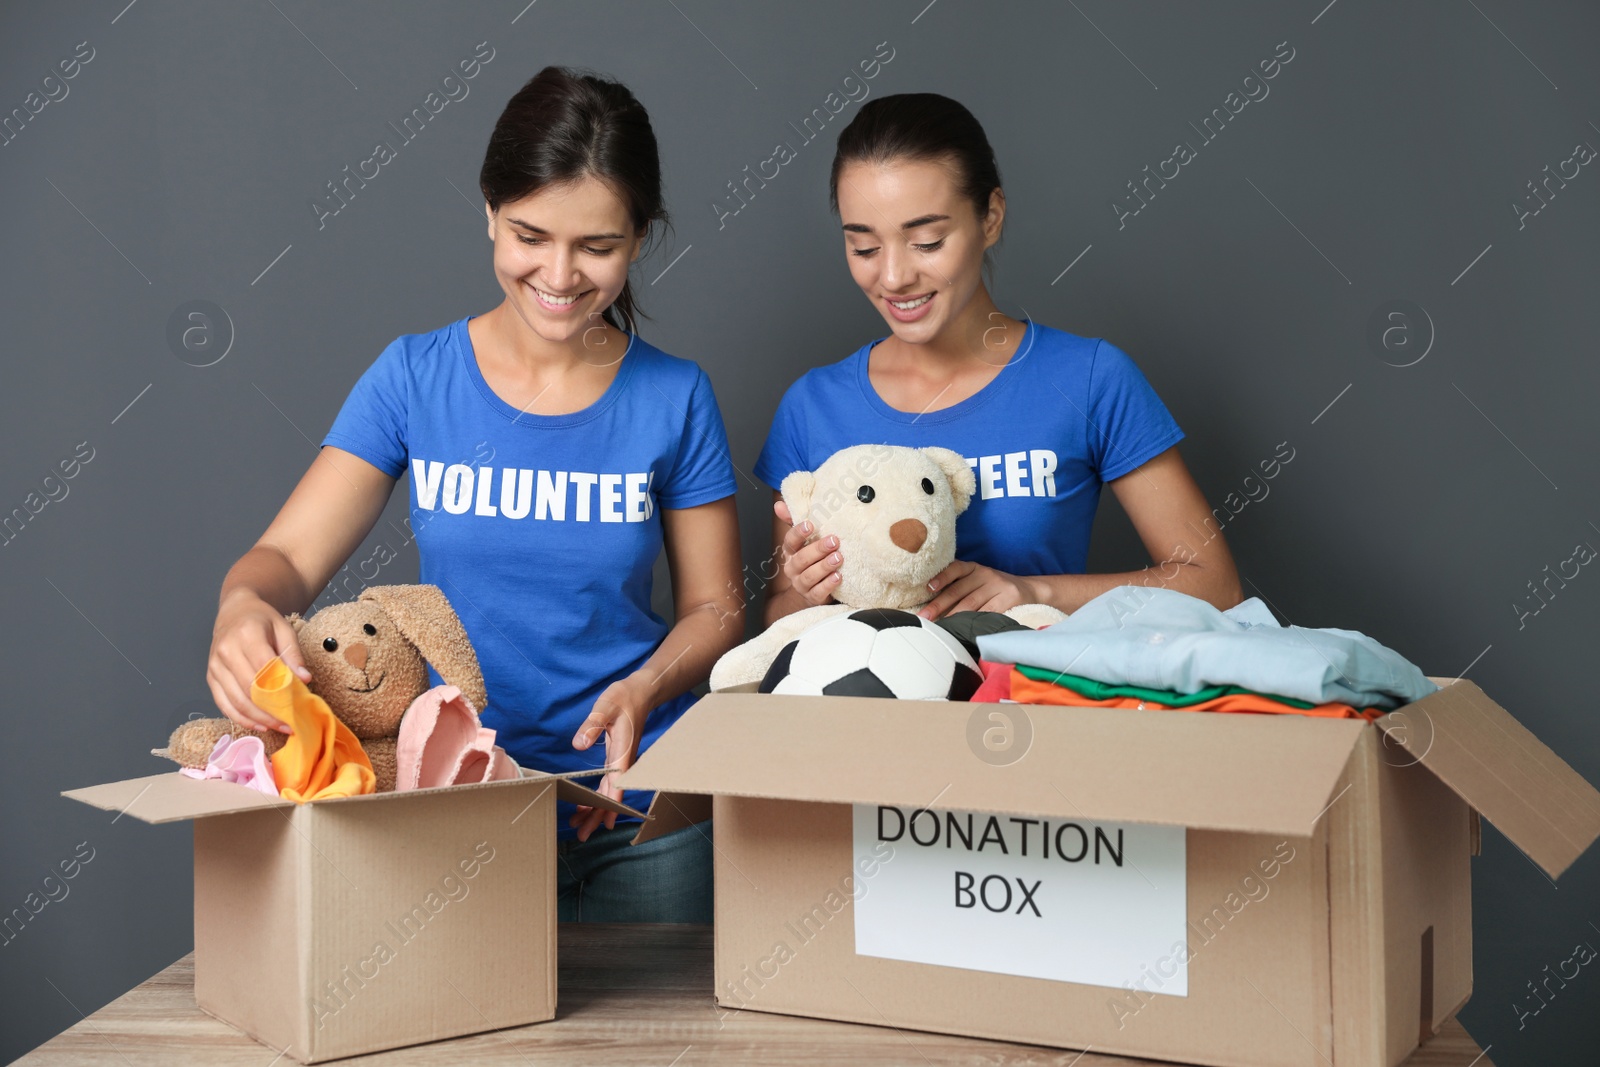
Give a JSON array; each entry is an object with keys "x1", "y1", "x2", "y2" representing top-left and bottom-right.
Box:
[
  {"x1": 1007, "y1": 668, "x2": 1385, "y2": 722},
  {"x1": 251, "y1": 658, "x2": 376, "y2": 802}
]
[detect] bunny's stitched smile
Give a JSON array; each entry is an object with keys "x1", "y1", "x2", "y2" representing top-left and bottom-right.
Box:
[{"x1": 347, "y1": 671, "x2": 387, "y2": 694}]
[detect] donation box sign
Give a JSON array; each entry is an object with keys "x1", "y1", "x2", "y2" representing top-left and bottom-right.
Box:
[{"x1": 852, "y1": 804, "x2": 1189, "y2": 994}]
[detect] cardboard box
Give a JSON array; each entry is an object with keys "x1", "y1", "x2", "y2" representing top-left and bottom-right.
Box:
[
  {"x1": 63, "y1": 768, "x2": 640, "y2": 1063},
  {"x1": 622, "y1": 677, "x2": 1600, "y2": 1067}
]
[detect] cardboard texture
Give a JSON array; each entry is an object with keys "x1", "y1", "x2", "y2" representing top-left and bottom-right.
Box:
[
  {"x1": 63, "y1": 768, "x2": 644, "y2": 1063},
  {"x1": 623, "y1": 678, "x2": 1600, "y2": 1067}
]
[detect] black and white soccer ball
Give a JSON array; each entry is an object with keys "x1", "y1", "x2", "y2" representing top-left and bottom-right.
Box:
[{"x1": 759, "y1": 608, "x2": 983, "y2": 700}]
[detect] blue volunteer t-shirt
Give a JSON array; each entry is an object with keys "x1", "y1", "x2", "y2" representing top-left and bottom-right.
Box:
[
  {"x1": 754, "y1": 320, "x2": 1184, "y2": 577},
  {"x1": 322, "y1": 315, "x2": 737, "y2": 837}
]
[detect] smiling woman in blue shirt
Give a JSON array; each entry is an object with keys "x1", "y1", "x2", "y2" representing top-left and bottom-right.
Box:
[
  {"x1": 204, "y1": 67, "x2": 742, "y2": 923},
  {"x1": 757, "y1": 93, "x2": 1242, "y2": 624}
]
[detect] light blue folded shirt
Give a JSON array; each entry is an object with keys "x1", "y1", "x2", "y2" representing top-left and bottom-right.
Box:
[{"x1": 977, "y1": 586, "x2": 1438, "y2": 710}]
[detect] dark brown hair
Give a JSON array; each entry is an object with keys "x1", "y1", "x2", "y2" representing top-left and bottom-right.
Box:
[
  {"x1": 479, "y1": 66, "x2": 666, "y2": 333},
  {"x1": 829, "y1": 92, "x2": 1002, "y2": 219}
]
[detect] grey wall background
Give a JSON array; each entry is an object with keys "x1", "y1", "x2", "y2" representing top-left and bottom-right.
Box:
[{"x1": 3, "y1": 1, "x2": 1596, "y2": 1062}]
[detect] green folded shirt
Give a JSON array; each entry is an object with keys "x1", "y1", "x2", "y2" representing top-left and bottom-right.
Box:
[{"x1": 1012, "y1": 664, "x2": 1319, "y2": 709}]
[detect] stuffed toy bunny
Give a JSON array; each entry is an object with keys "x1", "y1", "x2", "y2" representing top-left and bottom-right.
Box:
[
  {"x1": 156, "y1": 584, "x2": 488, "y2": 793},
  {"x1": 709, "y1": 444, "x2": 1066, "y2": 690}
]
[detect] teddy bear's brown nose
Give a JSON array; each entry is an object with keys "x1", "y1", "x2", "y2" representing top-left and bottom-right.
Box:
[
  {"x1": 889, "y1": 518, "x2": 928, "y2": 553},
  {"x1": 343, "y1": 642, "x2": 368, "y2": 670}
]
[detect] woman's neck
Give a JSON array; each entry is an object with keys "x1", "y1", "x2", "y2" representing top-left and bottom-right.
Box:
[
  {"x1": 469, "y1": 302, "x2": 628, "y2": 417},
  {"x1": 480, "y1": 301, "x2": 626, "y2": 373}
]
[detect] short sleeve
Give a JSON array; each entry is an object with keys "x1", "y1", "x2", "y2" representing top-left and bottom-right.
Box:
[
  {"x1": 753, "y1": 382, "x2": 809, "y2": 492},
  {"x1": 321, "y1": 342, "x2": 409, "y2": 478},
  {"x1": 658, "y1": 369, "x2": 738, "y2": 509},
  {"x1": 1086, "y1": 338, "x2": 1185, "y2": 482}
]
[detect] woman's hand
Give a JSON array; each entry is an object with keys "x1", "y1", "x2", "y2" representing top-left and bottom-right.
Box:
[
  {"x1": 918, "y1": 561, "x2": 1044, "y2": 620},
  {"x1": 569, "y1": 676, "x2": 651, "y2": 841},
  {"x1": 564, "y1": 497, "x2": 741, "y2": 841},
  {"x1": 205, "y1": 447, "x2": 399, "y2": 735},
  {"x1": 207, "y1": 589, "x2": 310, "y2": 734},
  {"x1": 774, "y1": 498, "x2": 842, "y2": 606}
]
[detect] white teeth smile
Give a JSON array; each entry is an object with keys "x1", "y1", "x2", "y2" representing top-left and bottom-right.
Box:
[
  {"x1": 889, "y1": 295, "x2": 932, "y2": 310},
  {"x1": 532, "y1": 286, "x2": 580, "y2": 305}
]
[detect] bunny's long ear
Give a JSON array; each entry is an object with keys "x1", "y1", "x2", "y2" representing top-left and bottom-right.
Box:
[
  {"x1": 922, "y1": 447, "x2": 976, "y2": 515},
  {"x1": 779, "y1": 469, "x2": 818, "y2": 527},
  {"x1": 358, "y1": 584, "x2": 488, "y2": 711}
]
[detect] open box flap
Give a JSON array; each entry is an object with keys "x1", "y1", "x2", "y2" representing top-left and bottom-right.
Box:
[
  {"x1": 1379, "y1": 677, "x2": 1600, "y2": 879},
  {"x1": 546, "y1": 775, "x2": 647, "y2": 819},
  {"x1": 62, "y1": 766, "x2": 646, "y2": 825},
  {"x1": 629, "y1": 791, "x2": 713, "y2": 845},
  {"x1": 62, "y1": 772, "x2": 295, "y2": 824},
  {"x1": 619, "y1": 691, "x2": 1369, "y2": 836}
]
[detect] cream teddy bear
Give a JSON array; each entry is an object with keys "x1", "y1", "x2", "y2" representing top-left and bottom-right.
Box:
[{"x1": 709, "y1": 444, "x2": 1066, "y2": 690}]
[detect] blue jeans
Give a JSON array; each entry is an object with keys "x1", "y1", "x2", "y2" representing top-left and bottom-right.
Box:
[{"x1": 556, "y1": 818, "x2": 713, "y2": 922}]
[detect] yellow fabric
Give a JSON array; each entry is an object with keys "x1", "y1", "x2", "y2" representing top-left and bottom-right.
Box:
[{"x1": 251, "y1": 658, "x2": 376, "y2": 802}]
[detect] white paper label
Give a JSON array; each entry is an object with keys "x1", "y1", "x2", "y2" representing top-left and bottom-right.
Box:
[{"x1": 852, "y1": 804, "x2": 1188, "y2": 995}]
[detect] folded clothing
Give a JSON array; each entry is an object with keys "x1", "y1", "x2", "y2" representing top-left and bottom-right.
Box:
[
  {"x1": 251, "y1": 658, "x2": 376, "y2": 803},
  {"x1": 1008, "y1": 665, "x2": 1385, "y2": 721},
  {"x1": 1015, "y1": 664, "x2": 1325, "y2": 708},
  {"x1": 977, "y1": 585, "x2": 1437, "y2": 710},
  {"x1": 178, "y1": 734, "x2": 279, "y2": 796}
]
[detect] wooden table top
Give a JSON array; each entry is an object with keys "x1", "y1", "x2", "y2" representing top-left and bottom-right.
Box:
[{"x1": 20, "y1": 923, "x2": 1492, "y2": 1066}]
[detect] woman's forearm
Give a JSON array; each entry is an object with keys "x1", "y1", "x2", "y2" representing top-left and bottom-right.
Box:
[
  {"x1": 762, "y1": 585, "x2": 824, "y2": 628},
  {"x1": 626, "y1": 593, "x2": 744, "y2": 710},
  {"x1": 641, "y1": 497, "x2": 746, "y2": 709},
  {"x1": 217, "y1": 447, "x2": 398, "y2": 622},
  {"x1": 219, "y1": 543, "x2": 315, "y2": 618},
  {"x1": 1029, "y1": 559, "x2": 1242, "y2": 615}
]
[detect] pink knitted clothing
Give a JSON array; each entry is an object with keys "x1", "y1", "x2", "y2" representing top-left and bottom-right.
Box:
[
  {"x1": 179, "y1": 734, "x2": 279, "y2": 796},
  {"x1": 395, "y1": 684, "x2": 519, "y2": 790}
]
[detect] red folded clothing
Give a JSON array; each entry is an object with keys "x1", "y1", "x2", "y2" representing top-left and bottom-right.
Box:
[
  {"x1": 972, "y1": 660, "x2": 1383, "y2": 721},
  {"x1": 970, "y1": 660, "x2": 1014, "y2": 703}
]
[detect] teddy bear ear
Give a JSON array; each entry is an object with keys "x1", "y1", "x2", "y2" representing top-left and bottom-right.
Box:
[
  {"x1": 287, "y1": 613, "x2": 305, "y2": 633},
  {"x1": 921, "y1": 447, "x2": 976, "y2": 515},
  {"x1": 357, "y1": 585, "x2": 488, "y2": 711},
  {"x1": 779, "y1": 469, "x2": 818, "y2": 527}
]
